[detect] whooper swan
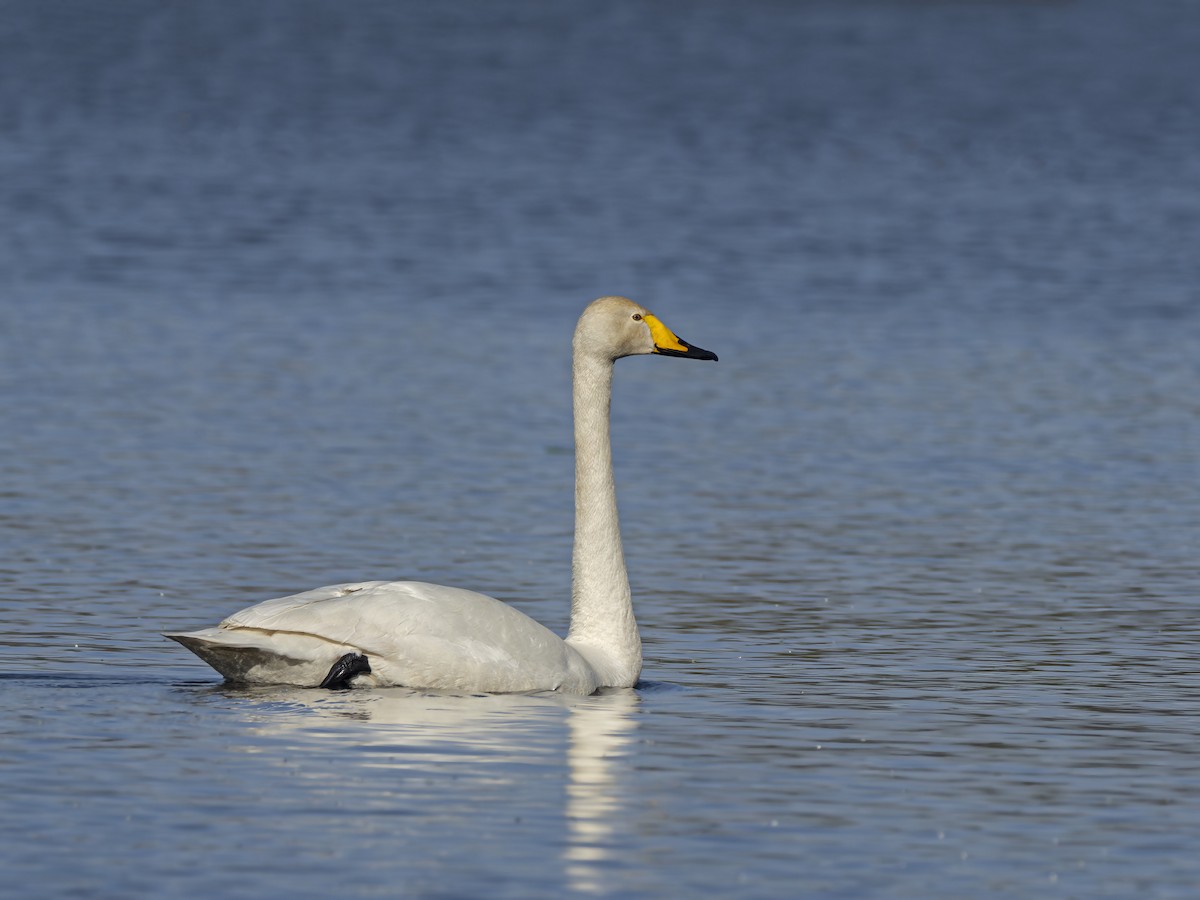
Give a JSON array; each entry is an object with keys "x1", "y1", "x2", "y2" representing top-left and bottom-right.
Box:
[{"x1": 166, "y1": 296, "x2": 717, "y2": 693}]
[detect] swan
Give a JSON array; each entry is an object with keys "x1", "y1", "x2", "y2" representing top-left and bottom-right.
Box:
[{"x1": 166, "y1": 296, "x2": 717, "y2": 693}]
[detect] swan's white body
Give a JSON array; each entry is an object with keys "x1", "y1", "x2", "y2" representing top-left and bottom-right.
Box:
[{"x1": 166, "y1": 297, "x2": 716, "y2": 694}]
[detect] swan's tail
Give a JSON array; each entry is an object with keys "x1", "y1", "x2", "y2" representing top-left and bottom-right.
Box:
[{"x1": 165, "y1": 628, "x2": 299, "y2": 682}]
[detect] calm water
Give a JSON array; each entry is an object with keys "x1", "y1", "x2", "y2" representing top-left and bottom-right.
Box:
[{"x1": 2, "y1": 1, "x2": 1199, "y2": 896}]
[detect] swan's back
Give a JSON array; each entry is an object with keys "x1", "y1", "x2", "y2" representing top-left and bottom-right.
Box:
[{"x1": 168, "y1": 581, "x2": 599, "y2": 693}]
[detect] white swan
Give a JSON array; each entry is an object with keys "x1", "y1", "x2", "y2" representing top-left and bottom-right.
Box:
[{"x1": 166, "y1": 296, "x2": 717, "y2": 694}]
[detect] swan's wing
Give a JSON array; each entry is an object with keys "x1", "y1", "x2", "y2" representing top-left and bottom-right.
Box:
[
  {"x1": 218, "y1": 581, "x2": 392, "y2": 635},
  {"x1": 219, "y1": 580, "x2": 556, "y2": 649},
  {"x1": 214, "y1": 580, "x2": 587, "y2": 691}
]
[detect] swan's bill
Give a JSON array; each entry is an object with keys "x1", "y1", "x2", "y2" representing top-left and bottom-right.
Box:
[{"x1": 644, "y1": 314, "x2": 719, "y2": 362}]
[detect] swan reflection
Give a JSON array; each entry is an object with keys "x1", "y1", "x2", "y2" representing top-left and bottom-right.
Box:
[
  {"x1": 199, "y1": 684, "x2": 638, "y2": 893},
  {"x1": 563, "y1": 690, "x2": 638, "y2": 894}
]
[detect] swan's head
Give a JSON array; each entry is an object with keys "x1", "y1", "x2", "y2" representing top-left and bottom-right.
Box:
[{"x1": 574, "y1": 296, "x2": 718, "y2": 363}]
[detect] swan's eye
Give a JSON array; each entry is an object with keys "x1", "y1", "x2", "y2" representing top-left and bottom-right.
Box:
[{"x1": 632, "y1": 313, "x2": 643, "y2": 321}]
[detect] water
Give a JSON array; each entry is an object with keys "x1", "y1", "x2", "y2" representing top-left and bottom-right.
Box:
[{"x1": 2, "y1": 0, "x2": 1199, "y2": 895}]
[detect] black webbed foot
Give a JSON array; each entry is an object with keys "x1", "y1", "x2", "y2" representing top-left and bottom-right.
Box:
[{"x1": 319, "y1": 652, "x2": 371, "y2": 690}]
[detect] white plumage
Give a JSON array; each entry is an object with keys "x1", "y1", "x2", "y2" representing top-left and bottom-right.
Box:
[{"x1": 166, "y1": 296, "x2": 717, "y2": 693}]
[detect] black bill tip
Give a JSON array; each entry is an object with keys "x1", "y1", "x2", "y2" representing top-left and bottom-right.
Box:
[{"x1": 656, "y1": 339, "x2": 718, "y2": 362}]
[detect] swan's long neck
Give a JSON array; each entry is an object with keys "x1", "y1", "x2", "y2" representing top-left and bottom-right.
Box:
[{"x1": 566, "y1": 350, "x2": 641, "y2": 687}]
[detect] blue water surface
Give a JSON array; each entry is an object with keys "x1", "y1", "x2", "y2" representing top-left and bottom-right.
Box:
[{"x1": 1, "y1": 1, "x2": 1198, "y2": 896}]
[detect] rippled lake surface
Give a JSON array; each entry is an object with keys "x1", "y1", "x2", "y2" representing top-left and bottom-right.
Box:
[{"x1": 2, "y1": 1, "x2": 1199, "y2": 896}]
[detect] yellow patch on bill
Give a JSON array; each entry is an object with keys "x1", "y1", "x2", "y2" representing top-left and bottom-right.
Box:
[{"x1": 644, "y1": 314, "x2": 689, "y2": 354}]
